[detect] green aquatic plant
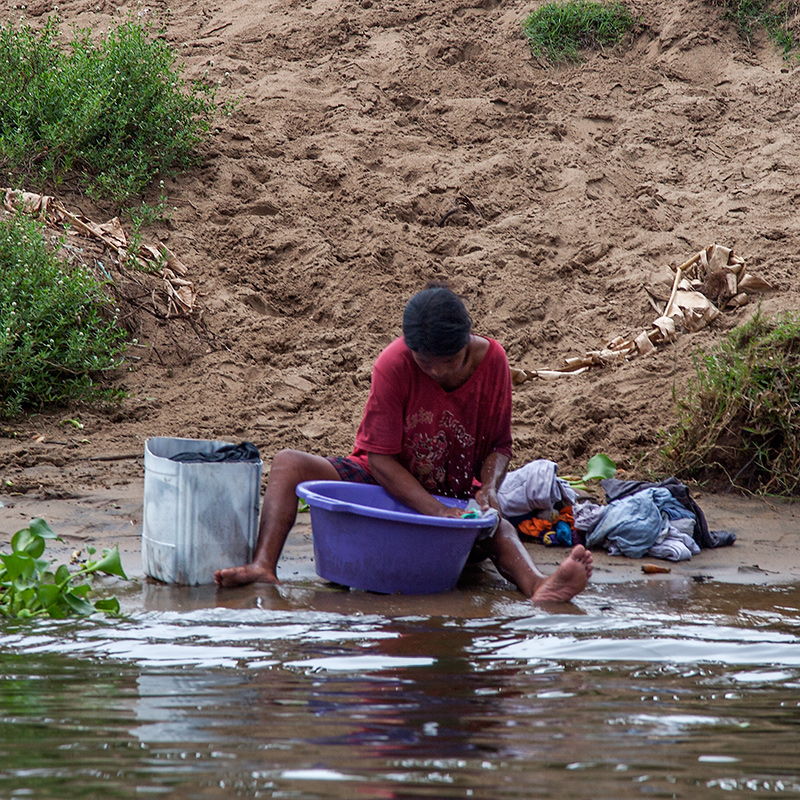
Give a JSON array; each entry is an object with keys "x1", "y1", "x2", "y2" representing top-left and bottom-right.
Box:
[
  {"x1": 567, "y1": 453, "x2": 617, "y2": 491},
  {"x1": 523, "y1": 0, "x2": 637, "y2": 63},
  {"x1": 662, "y1": 308, "x2": 800, "y2": 495},
  {"x1": 0, "y1": 518, "x2": 127, "y2": 619}
]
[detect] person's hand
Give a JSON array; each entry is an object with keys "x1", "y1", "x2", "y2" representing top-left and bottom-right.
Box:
[
  {"x1": 434, "y1": 503, "x2": 468, "y2": 519},
  {"x1": 474, "y1": 485, "x2": 501, "y2": 514}
]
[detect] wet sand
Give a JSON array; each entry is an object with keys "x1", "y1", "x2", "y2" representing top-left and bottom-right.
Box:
[
  {"x1": 2, "y1": 1, "x2": 800, "y2": 615},
  {"x1": 1, "y1": 483, "x2": 798, "y2": 602}
]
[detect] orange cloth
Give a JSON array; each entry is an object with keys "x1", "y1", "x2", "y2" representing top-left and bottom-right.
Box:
[
  {"x1": 517, "y1": 506, "x2": 574, "y2": 545},
  {"x1": 517, "y1": 517, "x2": 552, "y2": 540}
]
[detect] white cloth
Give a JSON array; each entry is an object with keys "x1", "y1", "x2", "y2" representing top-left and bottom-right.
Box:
[
  {"x1": 498, "y1": 460, "x2": 577, "y2": 517},
  {"x1": 646, "y1": 524, "x2": 701, "y2": 561}
]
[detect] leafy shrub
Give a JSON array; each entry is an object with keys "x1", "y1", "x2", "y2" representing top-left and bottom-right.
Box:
[
  {"x1": 523, "y1": 0, "x2": 637, "y2": 63},
  {"x1": 0, "y1": 212, "x2": 127, "y2": 417},
  {"x1": 0, "y1": 16, "x2": 219, "y2": 202},
  {"x1": 662, "y1": 309, "x2": 800, "y2": 495},
  {"x1": 0, "y1": 518, "x2": 127, "y2": 619}
]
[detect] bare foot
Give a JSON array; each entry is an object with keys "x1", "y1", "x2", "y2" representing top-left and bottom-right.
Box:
[
  {"x1": 531, "y1": 545, "x2": 593, "y2": 604},
  {"x1": 214, "y1": 563, "x2": 278, "y2": 588}
]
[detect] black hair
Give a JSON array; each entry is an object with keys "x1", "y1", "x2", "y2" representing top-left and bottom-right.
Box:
[{"x1": 402, "y1": 284, "x2": 472, "y2": 356}]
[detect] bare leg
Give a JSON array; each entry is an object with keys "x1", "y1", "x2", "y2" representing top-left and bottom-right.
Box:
[
  {"x1": 214, "y1": 450, "x2": 340, "y2": 587},
  {"x1": 486, "y1": 519, "x2": 593, "y2": 604}
]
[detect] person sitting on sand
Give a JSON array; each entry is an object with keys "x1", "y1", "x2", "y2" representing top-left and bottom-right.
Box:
[{"x1": 215, "y1": 284, "x2": 593, "y2": 603}]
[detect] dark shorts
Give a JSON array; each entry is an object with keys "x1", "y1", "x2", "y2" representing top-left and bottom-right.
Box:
[{"x1": 326, "y1": 456, "x2": 378, "y2": 484}]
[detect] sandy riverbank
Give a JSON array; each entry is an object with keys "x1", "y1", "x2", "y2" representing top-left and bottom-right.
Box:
[
  {"x1": 2, "y1": 0, "x2": 800, "y2": 507},
  {"x1": 2, "y1": 482, "x2": 798, "y2": 604}
]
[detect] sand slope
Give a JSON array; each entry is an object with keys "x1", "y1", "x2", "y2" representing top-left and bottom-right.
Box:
[{"x1": 0, "y1": 0, "x2": 799, "y2": 507}]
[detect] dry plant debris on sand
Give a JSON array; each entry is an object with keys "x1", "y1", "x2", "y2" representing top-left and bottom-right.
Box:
[
  {"x1": 2, "y1": 188, "x2": 197, "y2": 318},
  {"x1": 512, "y1": 244, "x2": 774, "y2": 383}
]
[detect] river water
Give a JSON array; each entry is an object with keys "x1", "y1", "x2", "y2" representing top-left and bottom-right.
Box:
[{"x1": 1, "y1": 577, "x2": 799, "y2": 799}]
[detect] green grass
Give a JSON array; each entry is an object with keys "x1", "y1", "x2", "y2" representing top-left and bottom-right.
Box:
[
  {"x1": 0, "y1": 15, "x2": 220, "y2": 203},
  {"x1": 717, "y1": 0, "x2": 800, "y2": 55},
  {"x1": 523, "y1": 0, "x2": 637, "y2": 63},
  {"x1": 0, "y1": 212, "x2": 127, "y2": 417},
  {"x1": 662, "y1": 308, "x2": 800, "y2": 496}
]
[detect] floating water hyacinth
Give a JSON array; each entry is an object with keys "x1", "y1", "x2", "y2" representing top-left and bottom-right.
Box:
[{"x1": 0, "y1": 518, "x2": 128, "y2": 619}]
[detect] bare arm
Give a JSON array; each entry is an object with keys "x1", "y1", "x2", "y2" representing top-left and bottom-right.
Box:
[
  {"x1": 367, "y1": 452, "x2": 463, "y2": 518},
  {"x1": 474, "y1": 451, "x2": 510, "y2": 513}
]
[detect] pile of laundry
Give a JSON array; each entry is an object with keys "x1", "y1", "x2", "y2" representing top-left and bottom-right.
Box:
[{"x1": 497, "y1": 460, "x2": 735, "y2": 562}]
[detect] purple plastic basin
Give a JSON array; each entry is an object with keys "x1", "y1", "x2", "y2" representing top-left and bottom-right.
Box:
[{"x1": 296, "y1": 481, "x2": 498, "y2": 595}]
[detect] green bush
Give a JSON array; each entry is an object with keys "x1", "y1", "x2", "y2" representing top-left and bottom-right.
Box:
[
  {"x1": 0, "y1": 212, "x2": 127, "y2": 417},
  {"x1": 0, "y1": 16, "x2": 219, "y2": 202},
  {"x1": 523, "y1": 0, "x2": 636, "y2": 63},
  {"x1": 662, "y1": 309, "x2": 800, "y2": 495},
  {"x1": 716, "y1": 0, "x2": 800, "y2": 55}
]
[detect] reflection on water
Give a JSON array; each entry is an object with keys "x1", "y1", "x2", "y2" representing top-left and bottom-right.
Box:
[{"x1": 1, "y1": 581, "x2": 800, "y2": 799}]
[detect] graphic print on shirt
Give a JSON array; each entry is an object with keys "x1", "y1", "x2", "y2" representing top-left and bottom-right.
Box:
[
  {"x1": 408, "y1": 430, "x2": 448, "y2": 489},
  {"x1": 439, "y1": 410, "x2": 475, "y2": 450},
  {"x1": 404, "y1": 409, "x2": 434, "y2": 432},
  {"x1": 406, "y1": 408, "x2": 476, "y2": 494}
]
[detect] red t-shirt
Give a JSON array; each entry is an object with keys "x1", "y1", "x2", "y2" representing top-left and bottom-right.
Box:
[{"x1": 349, "y1": 337, "x2": 513, "y2": 498}]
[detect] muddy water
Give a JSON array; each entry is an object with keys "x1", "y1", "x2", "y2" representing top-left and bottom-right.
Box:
[{"x1": 1, "y1": 580, "x2": 800, "y2": 799}]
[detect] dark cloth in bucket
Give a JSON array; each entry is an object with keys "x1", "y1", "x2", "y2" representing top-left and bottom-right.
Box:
[{"x1": 169, "y1": 441, "x2": 261, "y2": 463}]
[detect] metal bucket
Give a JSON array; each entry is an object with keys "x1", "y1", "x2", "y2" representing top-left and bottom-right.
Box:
[{"x1": 142, "y1": 437, "x2": 262, "y2": 585}]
